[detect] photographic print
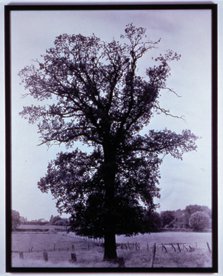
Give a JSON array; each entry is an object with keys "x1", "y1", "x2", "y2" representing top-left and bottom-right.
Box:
[{"x1": 5, "y1": 4, "x2": 217, "y2": 272}]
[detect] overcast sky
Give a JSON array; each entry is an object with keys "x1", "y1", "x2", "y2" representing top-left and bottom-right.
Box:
[{"x1": 10, "y1": 8, "x2": 212, "y2": 220}]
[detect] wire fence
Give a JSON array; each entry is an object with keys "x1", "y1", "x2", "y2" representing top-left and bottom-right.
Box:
[{"x1": 12, "y1": 240, "x2": 212, "y2": 267}]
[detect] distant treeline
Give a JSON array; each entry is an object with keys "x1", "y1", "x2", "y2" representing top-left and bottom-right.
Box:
[
  {"x1": 12, "y1": 204, "x2": 211, "y2": 233},
  {"x1": 11, "y1": 211, "x2": 69, "y2": 230},
  {"x1": 159, "y1": 205, "x2": 211, "y2": 231}
]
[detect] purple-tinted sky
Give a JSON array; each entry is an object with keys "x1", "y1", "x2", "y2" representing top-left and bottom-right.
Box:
[{"x1": 10, "y1": 8, "x2": 212, "y2": 220}]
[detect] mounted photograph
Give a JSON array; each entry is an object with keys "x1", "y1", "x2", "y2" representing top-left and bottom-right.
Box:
[{"x1": 5, "y1": 4, "x2": 218, "y2": 273}]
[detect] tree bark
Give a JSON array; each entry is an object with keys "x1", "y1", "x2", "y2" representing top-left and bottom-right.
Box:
[
  {"x1": 103, "y1": 232, "x2": 117, "y2": 261},
  {"x1": 102, "y1": 142, "x2": 118, "y2": 261}
]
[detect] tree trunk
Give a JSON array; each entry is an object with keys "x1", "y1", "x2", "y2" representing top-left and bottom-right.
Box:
[
  {"x1": 102, "y1": 142, "x2": 118, "y2": 261},
  {"x1": 103, "y1": 232, "x2": 117, "y2": 261}
]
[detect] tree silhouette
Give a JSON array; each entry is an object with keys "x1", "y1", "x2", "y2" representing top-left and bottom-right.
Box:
[{"x1": 19, "y1": 24, "x2": 197, "y2": 261}]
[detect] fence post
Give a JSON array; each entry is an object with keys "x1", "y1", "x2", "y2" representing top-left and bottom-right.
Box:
[
  {"x1": 147, "y1": 242, "x2": 149, "y2": 251},
  {"x1": 117, "y1": 257, "x2": 125, "y2": 268},
  {"x1": 207, "y1": 242, "x2": 212, "y2": 253},
  {"x1": 70, "y1": 253, "x2": 77, "y2": 263},
  {"x1": 171, "y1": 243, "x2": 177, "y2": 252},
  {"x1": 43, "y1": 250, "x2": 48, "y2": 262},
  {"x1": 127, "y1": 242, "x2": 130, "y2": 250},
  {"x1": 135, "y1": 242, "x2": 140, "y2": 251},
  {"x1": 161, "y1": 244, "x2": 168, "y2": 253},
  {"x1": 151, "y1": 243, "x2": 156, "y2": 268}
]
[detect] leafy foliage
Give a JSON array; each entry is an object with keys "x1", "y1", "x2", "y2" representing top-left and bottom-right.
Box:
[
  {"x1": 19, "y1": 24, "x2": 197, "y2": 259},
  {"x1": 12, "y1": 210, "x2": 20, "y2": 231},
  {"x1": 189, "y1": 211, "x2": 211, "y2": 231},
  {"x1": 185, "y1": 204, "x2": 211, "y2": 218},
  {"x1": 160, "y1": 205, "x2": 211, "y2": 230},
  {"x1": 160, "y1": 211, "x2": 176, "y2": 228}
]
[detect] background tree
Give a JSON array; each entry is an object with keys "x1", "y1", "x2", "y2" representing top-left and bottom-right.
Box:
[
  {"x1": 19, "y1": 24, "x2": 197, "y2": 261},
  {"x1": 160, "y1": 210, "x2": 176, "y2": 228},
  {"x1": 49, "y1": 215, "x2": 61, "y2": 225},
  {"x1": 12, "y1": 210, "x2": 20, "y2": 231},
  {"x1": 49, "y1": 215, "x2": 69, "y2": 226},
  {"x1": 189, "y1": 211, "x2": 211, "y2": 231},
  {"x1": 185, "y1": 204, "x2": 211, "y2": 227},
  {"x1": 143, "y1": 211, "x2": 161, "y2": 232}
]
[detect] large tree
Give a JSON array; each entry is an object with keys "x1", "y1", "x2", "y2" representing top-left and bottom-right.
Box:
[{"x1": 19, "y1": 24, "x2": 197, "y2": 261}]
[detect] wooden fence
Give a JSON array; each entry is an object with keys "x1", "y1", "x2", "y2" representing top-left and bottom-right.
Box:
[{"x1": 12, "y1": 240, "x2": 212, "y2": 267}]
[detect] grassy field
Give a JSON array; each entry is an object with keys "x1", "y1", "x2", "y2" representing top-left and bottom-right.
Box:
[
  {"x1": 17, "y1": 224, "x2": 67, "y2": 231},
  {"x1": 12, "y1": 228, "x2": 212, "y2": 268}
]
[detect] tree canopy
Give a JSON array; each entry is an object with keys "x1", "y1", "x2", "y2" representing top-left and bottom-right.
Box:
[
  {"x1": 12, "y1": 210, "x2": 20, "y2": 231},
  {"x1": 19, "y1": 24, "x2": 197, "y2": 260},
  {"x1": 189, "y1": 211, "x2": 211, "y2": 231}
]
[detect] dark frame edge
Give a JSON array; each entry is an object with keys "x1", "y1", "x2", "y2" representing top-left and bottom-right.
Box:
[
  {"x1": 211, "y1": 2, "x2": 218, "y2": 274},
  {"x1": 4, "y1": 2, "x2": 218, "y2": 273},
  {"x1": 5, "y1": 4, "x2": 12, "y2": 273},
  {"x1": 5, "y1": 266, "x2": 217, "y2": 274},
  {"x1": 3, "y1": 2, "x2": 219, "y2": 10}
]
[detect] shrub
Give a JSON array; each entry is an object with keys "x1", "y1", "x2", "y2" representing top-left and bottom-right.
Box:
[{"x1": 189, "y1": 211, "x2": 211, "y2": 231}]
